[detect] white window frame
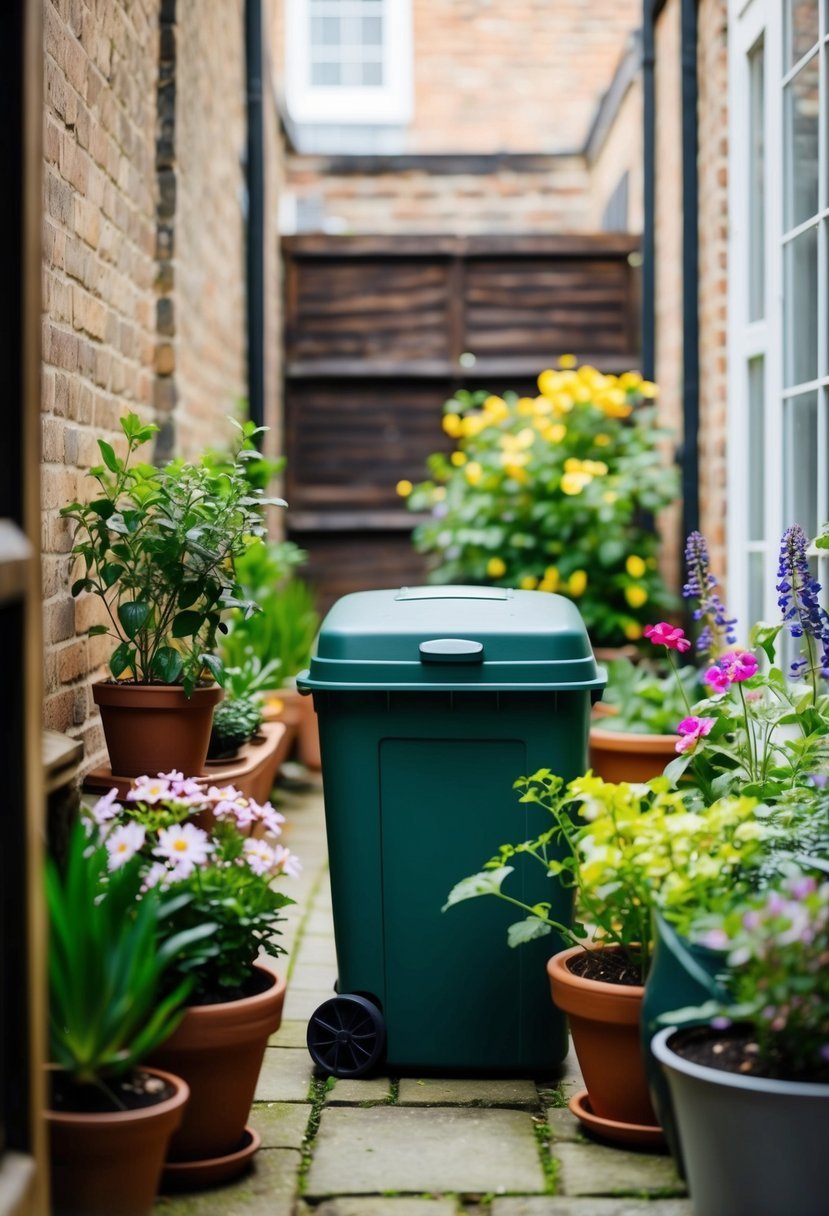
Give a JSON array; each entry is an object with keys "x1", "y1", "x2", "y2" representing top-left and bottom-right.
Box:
[
  {"x1": 727, "y1": 0, "x2": 829, "y2": 630},
  {"x1": 285, "y1": 0, "x2": 413, "y2": 125}
]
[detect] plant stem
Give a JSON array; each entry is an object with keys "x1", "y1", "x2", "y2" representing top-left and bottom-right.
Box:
[{"x1": 666, "y1": 649, "x2": 694, "y2": 715}]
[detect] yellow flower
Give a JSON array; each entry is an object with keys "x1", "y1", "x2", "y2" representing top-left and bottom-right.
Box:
[
  {"x1": 544, "y1": 423, "x2": 567, "y2": 444},
  {"x1": 539, "y1": 566, "x2": 560, "y2": 593},
  {"x1": 619, "y1": 371, "x2": 643, "y2": 389},
  {"x1": 596, "y1": 388, "x2": 632, "y2": 418},
  {"x1": 465, "y1": 461, "x2": 482, "y2": 486},
  {"x1": 573, "y1": 383, "x2": 592, "y2": 404},
  {"x1": 550, "y1": 393, "x2": 574, "y2": 417},
  {"x1": 461, "y1": 414, "x2": 485, "y2": 438},
  {"x1": 532, "y1": 396, "x2": 552, "y2": 416},
  {"x1": 516, "y1": 427, "x2": 536, "y2": 449},
  {"x1": 558, "y1": 353, "x2": 578, "y2": 369},
  {"x1": 442, "y1": 413, "x2": 462, "y2": 438},
  {"x1": 519, "y1": 575, "x2": 538, "y2": 590},
  {"x1": 623, "y1": 620, "x2": 643, "y2": 640},
  {"x1": 483, "y1": 394, "x2": 507, "y2": 413},
  {"x1": 450, "y1": 450, "x2": 467, "y2": 467},
  {"x1": 568, "y1": 570, "x2": 588, "y2": 597},
  {"x1": 504, "y1": 463, "x2": 529, "y2": 483},
  {"x1": 626, "y1": 554, "x2": 647, "y2": 578},
  {"x1": 487, "y1": 557, "x2": 507, "y2": 578},
  {"x1": 625, "y1": 585, "x2": 648, "y2": 609},
  {"x1": 561, "y1": 471, "x2": 592, "y2": 495},
  {"x1": 564, "y1": 457, "x2": 582, "y2": 473},
  {"x1": 537, "y1": 369, "x2": 560, "y2": 397},
  {"x1": 516, "y1": 397, "x2": 537, "y2": 416},
  {"x1": 594, "y1": 433, "x2": 610, "y2": 447},
  {"x1": 583, "y1": 460, "x2": 608, "y2": 476},
  {"x1": 396, "y1": 479, "x2": 413, "y2": 497},
  {"x1": 639, "y1": 380, "x2": 659, "y2": 398}
]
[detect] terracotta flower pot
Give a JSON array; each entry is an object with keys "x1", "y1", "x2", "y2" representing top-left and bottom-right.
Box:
[
  {"x1": 148, "y1": 963, "x2": 286, "y2": 1164},
  {"x1": 92, "y1": 681, "x2": 224, "y2": 777},
  {"x1": 297, "y1": 690, "x2": 321, "y2": 770},
  {"x1": 548, "y1": 944, "x2": 660, "y2": 1134},
  {"x1": 589, "y1": 725, "x2": 677, "y2": 784},
  {"x1": 47, "y1": 1066, "x2": 189, "y2": 1216}
]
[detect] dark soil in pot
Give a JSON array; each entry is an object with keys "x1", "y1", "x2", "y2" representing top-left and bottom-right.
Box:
[
  {"x1": 670, "y1": 1023, "x2": 829, "y2": 1086},
  {"x1": 567, "y1": 949, "x2": 644, "y2": 987},
  {"x1": 50, "y1": 1069, "x2": 176, "y2": 1114}
]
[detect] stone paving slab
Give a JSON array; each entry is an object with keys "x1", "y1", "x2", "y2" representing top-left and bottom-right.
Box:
[
  {"x1": 254, "y1": 1046, "x2": 317, "y2": 1102},
  {"x1": 545, "y1": 1108, "x2": 582, "y2": 1142},
  {"x1": 305, "y1": 1106, "x2": 545, "y2": 1196},
  {"x1": 325, "y1": 1075, "x2": 392, "y2": 1104},
  {"x1": 290, "y1": 961, "x2": 339, "y2": 991},
  {"x1": 492, "y1": 1200, "x2": 692, "y2": 1216},
  {"x1": 398, "y1": 1077, "x2": 539, "y2": 1106},
  {"x1": 154, "y1": 1147, "x2": 301, "y2": 1216},
  {"x1": 303, "y1": 906, "x2": 337, "y2": 936},
  {"x1": 293, "y1": 934, "x2": 338, "y2": 965},
  {"x1": 249, "y1": 1100, "x2": 310, "y2": 1150},
  {"x1": 283, "y1": 986, "x2": 330, "y2": 1021},
  {"x1": 297, "y1": 1199, "x2": 460, "y2": 1216},
  {"x1": 269, "y1": 1019, "x2": 311, "y2": 1048},
  {"x1": 553, "y1": 1143, "x2": 685, "y2": 1198}
]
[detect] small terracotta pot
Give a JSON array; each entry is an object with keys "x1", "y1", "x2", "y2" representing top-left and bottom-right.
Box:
[
  {"x1": 297, "y1": 690, "x2": 321, "y2": 770},
  {"x1": 148, "y1": 963, "x2": 286, "y2": 1163},
  {"x1": 589, "y1": 725, "x2": 677, "y2": 784},
  {"x1": 47, "y1": 1066, "x2": 189, "y2": 1216},
  {"x1": 548, "y1": 944, "x2": 659, "y2": 1129},
  {"x1": 92, "y1": 681, "x2": 223, "y2": 777}
]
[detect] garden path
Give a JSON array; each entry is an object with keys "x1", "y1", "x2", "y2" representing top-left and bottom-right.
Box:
[{"x1": 154, "y1": 776, "x2": 691, "y2": 1216}]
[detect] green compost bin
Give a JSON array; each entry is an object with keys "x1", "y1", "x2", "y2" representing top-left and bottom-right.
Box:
[{"x1": 297, "y1": 586, "x2": 605, "y2": 1077}]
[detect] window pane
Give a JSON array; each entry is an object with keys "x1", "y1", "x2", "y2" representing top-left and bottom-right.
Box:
[
  {"x1": 784, "y1": 54, "x2": 820, "y2": 229},
  {"x1": 748, "y1": 358, "x2": 765, "y2": 539},
  {"x1": 311, "y1": 15, "x2": 341, "y2": 47},
  {"x1": 784, "y1": 391, "x2": 819, "y2": 536},
  {"x1": 748, "y1": 38, "x2": 765, "y2": 320},
  {"x1": 748, "y1": 552, "x2": 767, "y2": 627},
  {"x1": 363, "y1": 14, "x2": 383, "y2": 44},
  {"x1": 784, "y1": 225, "x2": 818, "y2": 387},
  {"x1": 311, "y1": 60, "x2": 342, "y2": 85},
  {"x1": 785, "y1": 0, "x2": 819, "y2": 68},
  {"x1": 361, "y1": 60, "x2": 383, "y2": 85}
]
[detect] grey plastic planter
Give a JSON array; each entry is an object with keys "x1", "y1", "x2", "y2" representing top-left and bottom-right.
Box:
[{"x1": 652, "y1": 1025, "x2": 829, "y2": 1216}]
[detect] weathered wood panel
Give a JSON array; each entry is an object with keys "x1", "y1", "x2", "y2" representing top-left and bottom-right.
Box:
[{"x1": 282, "y1": 235, "x2": 640, "y2": 611}]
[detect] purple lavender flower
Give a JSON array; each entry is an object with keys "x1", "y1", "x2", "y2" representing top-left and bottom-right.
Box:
[
  {"x1": 776, "y1": 525, "x2": 829, "y2": 678},
  {"x1": 683, "y1": 531, "x2": 737, "y2": 660}
]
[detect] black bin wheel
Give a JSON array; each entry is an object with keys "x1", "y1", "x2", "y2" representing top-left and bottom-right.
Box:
[{"x1": 307, "y1": 994, "x2": 386, "y2": 1077}]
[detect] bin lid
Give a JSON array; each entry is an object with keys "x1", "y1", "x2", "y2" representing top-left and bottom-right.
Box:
[{"x1": 297, "y1": 586, "x2": 606, "y2": 692}]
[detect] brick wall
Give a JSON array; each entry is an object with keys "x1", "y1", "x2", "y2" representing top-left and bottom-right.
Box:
[
  {"x1": 653, "y1": 0, "x2": 684, "y2": 588},
  {"x1": 285, "y1": 154, "x2": 591, "y2": 235},
  {"x1": 42, "y1": 0, "x2": 284, "y2": 767},
  {"x1": 587, "y1": 75, "x2": 644, "y2": 234},
  {"x1": 697, "y1": 0, "x2": 729, "y2": 581}
]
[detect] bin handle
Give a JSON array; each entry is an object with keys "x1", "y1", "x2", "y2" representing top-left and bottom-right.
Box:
[{"x1": 419, "y1": 638, "x2": 484, "y2": 664}]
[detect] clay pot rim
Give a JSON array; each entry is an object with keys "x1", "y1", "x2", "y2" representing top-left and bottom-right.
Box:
[
  {"x1": 45, "y1": 1065, "x2": 190, "y2": 1127},
  {"x1": 589, "y1": 725, "x2": 678, "y2": 752},
  {"x1": 651, "y1": 1025, "x2": 829, "y2": 1097},
  {"x1": 548, "y1": 943, "x2": 646, "y2": 1009},
  {"x1": 92, "y1": 680, "x2": 224, "y2": 708},
  {"x1": 158, "y1": 964, "x2": 286, "y2": 1049}
]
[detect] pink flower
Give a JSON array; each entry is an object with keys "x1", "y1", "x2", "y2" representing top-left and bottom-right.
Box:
[
  {"x1": 675, "y1": 716, "x2": 715, "y2": 753},
  {"x1": 90, "y1": 787, "x2": 121, "y2": 827},
  {"x1": 273, "y1": 844, "x2": 302, "y2": 879},
  {"x1": 242, "y1": 838, "x2": 278, "y2": 876},
  {"x1": 643, "y1": 622, "x2": 692, "y2": 653},
  {"x1": 105, "y1": 822, "x2": 145, "y2": 870},
  {"x1": 705, "y1": 649, "x2": 759, "y2": 692},
  {"x1": 127, "y1": 774, "x2": 173, "y2": 804}
]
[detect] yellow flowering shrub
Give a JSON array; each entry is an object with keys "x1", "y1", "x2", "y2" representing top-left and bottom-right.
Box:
[{"x1": 405, "y1": 360, "x2": 679, "y2": 647}]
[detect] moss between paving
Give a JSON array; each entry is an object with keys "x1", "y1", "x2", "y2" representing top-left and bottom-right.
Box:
[{"x1": 153, "y1": 1147, "x2": 301, "y2": 1216}]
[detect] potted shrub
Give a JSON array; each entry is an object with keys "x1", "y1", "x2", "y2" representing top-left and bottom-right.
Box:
[
  {"x1": 46, "y1": 822, "x2": 203, "y2": 1216},
  {"x1": 401, "y1": 359, "x2": 679, "y2": 650},
  {"x1": 82, "y1": 770, "x2": 300, "y2": 1186},
  {"x1": 652, "y1": 870, "x2": 829, "y2": 1216},
  {"x1": 60, "y1": 414, "x2": 284, "y2": 776}
]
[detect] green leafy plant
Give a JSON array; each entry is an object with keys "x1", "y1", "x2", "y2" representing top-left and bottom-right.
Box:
[
  {"x1": 401, "y1": 362, "x2": 679, "y2": 647},
  {"x1": 207, "y1": 694, "x2": 263, "y2": 760},
  {"x1": 60, "y1": 414, "x2": 285, "y2": 695},
  {"x1": 444, "y1": 770, "x2": 776, "y2": 983},
  {"x1": 221, "y1": 541, "x2": 320, "y2": 686},
  {"x1": 48, "y1": 822, "x2": 205, "y2": 1105},
  {"x1": 599, "y1": 657, "x2": 702, "y2": 735},
  {"x1": 85, "y1": 771, "x2": 300, "y2": 1000}
]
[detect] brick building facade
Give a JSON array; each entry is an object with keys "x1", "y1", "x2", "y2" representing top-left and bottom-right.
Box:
[{"x1": 41, "y1": 0, "x2": 286, "y2": 768}]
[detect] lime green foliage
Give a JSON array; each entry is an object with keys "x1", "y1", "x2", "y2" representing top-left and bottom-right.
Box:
[
  {"x1": 221, "y1": 540, "x2": 320, "y2": 685},
  {"x1": 60, "y1": 414, "x2": 285, "y2": 695},
  {"x1": 207, "y1": 694, "x2": 263, "y2": 759},
  {"x1": 445, "y1": 769, "x2": 775, "y2": 983},
  {"x1": 403, "y1": 363, "x2": 679, "y2": 647},
  {"x1": 47, "y1": 823, "x2": 202, "y2": 1094},
  {"x1": 600, "y1": 658, "x2": 702, "y2": 735}
]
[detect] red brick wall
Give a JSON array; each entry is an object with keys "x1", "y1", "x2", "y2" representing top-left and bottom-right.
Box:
[{"x1": 41, "y1": 0, "x2": 285, "y2": 767}]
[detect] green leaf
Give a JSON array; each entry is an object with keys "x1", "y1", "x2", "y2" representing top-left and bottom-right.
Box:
[
  {"x1": 87, "y1": 624, "x2": 109, "y2": 637},
  {"x1": 200, "y1": 653, "x2": 224, "y2": 685},
  {"x1": 102, "y1": 563, "x2": 123, "y2": 588},
  {"x1": 507, "y1": 917, "x2": 552, "y2": 948},
  {"x1": 442, "y1": 867, "x2": 513, "y2": 911},
  {"x1": 152, "y1": 647, "x2": 183, "y2": 684},
  {"x1": 118, "y1": 601, "x2": 150, "y2": 639},
  {"x1": 178, "y1": 583, "x2": 202, "y2": 609},
  {"x1": 110, "y1": 642, "x2": 134, "y2": 679},
  {"x1": 71, "y1": 578, "x2": 93, "y2": 597},
  {"x1": 97, "y1": 440, "x2": 120, "y2": 473},
  {"x1": 172, "y1": 610, "x2": 204, "y2": 638},
  {"x1": 89, "y1": 498, "x2": 115, "y2": 519}
]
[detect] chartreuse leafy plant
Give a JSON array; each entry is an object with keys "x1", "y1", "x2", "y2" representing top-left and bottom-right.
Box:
[
  {"x1": 444, "y1": 770, "x2": 775, "y2": 984},
  {"x1": 401, "y1": 360, "x2": 679, "y2": 647},
  {"x1": 48, "y1": 822, "x2": 208, "y2": 1105},
  {"x1": 60, "y1": 413, "x2": 285, "y2": 695}
]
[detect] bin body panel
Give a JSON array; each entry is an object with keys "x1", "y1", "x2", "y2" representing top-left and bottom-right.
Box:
[{"x1": 316, "y1": 686, "x2": 591, "y2": 1072}]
